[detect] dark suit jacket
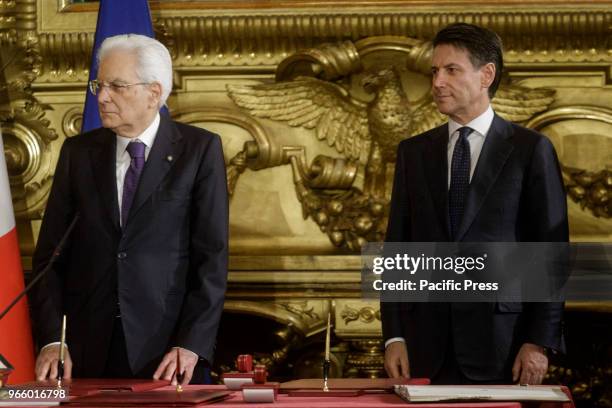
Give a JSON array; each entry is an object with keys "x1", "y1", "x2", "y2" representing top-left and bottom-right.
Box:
[
  {"x1": 30, "y1": 113, "x2": 228, "y2": 377},
  {"x1": 381, "y1": 114, "x2": 568, "y2": 382}
]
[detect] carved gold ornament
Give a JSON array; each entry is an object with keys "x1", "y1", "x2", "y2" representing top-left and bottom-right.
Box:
[{"x1": 226, "y1": 38, "x2": 563, "y2": 249}]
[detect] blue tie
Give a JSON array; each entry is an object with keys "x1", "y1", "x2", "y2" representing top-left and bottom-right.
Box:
[
  {"x1": 121, "y1": 140, "x2": 145, "y2": 227},
  {"x1": 449, "y1": 127, "x2": 472, "y2": 240}
]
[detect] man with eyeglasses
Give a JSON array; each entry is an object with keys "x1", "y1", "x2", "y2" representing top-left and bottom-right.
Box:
[{"x1": 29, "y1": 34, "x2": 228, "y2": 385}]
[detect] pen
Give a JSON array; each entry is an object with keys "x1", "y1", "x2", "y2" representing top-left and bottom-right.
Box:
[
  {"x1": 323, "y1": 311, "x2": 331, "y2": 392},
  {"x1": 176, "y1": 348, "x2": 183, "y2": 392},
  {"x1": 57, "y1": 315, "x2": 66, "y2": 388}
]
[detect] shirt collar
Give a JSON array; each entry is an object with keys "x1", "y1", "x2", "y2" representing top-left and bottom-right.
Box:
[
  {"x1": 116, "y1": 112, "x2": 161, "y2": 154},
  {"x1": 448, "y1": 105, "x2": 494, "y2": 138}
]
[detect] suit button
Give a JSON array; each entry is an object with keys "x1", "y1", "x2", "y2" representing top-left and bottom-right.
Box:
[{"x1": 117, "y1": 252, "x2": 127, "y2": 259}]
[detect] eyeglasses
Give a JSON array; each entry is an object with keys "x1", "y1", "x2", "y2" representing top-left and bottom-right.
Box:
[{"x1": 89, "y1": 79, "x2": 150, "y2": 95}]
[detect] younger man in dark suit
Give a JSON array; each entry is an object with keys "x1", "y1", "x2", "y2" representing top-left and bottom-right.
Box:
[
  {"x1": 30, "y1": 34, "x2": 228, "y2": 385},
  {"x1": 382, "y1": 23, "x2": 567, "y2": 385}
]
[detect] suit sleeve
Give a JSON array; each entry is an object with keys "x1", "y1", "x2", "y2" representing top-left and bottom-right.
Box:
[
  {"x1": 29, "y1": 139, "x2": 76, "y2": 347},
  {"x1": 381, "y1": 142, "x2": 410, "y2": 342},
  {"x1": 520, "y1": 135, "x2": 569, "y2": 352},
  {"x1": 174, "y1": 133, "x2": 228, "y2": 363}
]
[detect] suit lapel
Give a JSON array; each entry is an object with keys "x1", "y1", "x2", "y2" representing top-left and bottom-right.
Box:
[
  {"x1": 455, "y1": 115, "x2": 514, "y2": 241},
  {"x1": 89, "y1": 129, "x2": 121, "y2": 232},
  {"x1": 424, "y1": 124, "x2": 451, "y2": 240},
  {"x1": 126, "y1": 114, "x2": 184, "y2": 225}
]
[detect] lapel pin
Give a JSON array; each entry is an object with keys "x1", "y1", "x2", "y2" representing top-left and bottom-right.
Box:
[{"x1": 166, "y1": 155, "x2": 173, "y2": 162}]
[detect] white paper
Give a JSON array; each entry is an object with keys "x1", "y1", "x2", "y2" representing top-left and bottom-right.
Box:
[{"x1": 395, "y1": 385, "x2": 570, "y2": 402}]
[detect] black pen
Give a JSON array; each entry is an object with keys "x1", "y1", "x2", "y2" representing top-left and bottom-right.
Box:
[
  {"x1": 57, "y1": 315, "x2": 66, "y2": 388},
  {"x1": 175, "y1": 348, "x2": 183, "y2": 392},
  {"x1": 323, "y1": 312, "x2": 331, "y2": 392}
]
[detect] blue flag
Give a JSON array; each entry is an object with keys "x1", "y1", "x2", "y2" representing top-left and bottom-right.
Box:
[{"x1": 81, "y1": 0, "x2": 155, "y2": 133}]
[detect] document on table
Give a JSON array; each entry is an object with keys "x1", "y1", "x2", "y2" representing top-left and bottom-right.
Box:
[{"x1": 395, "y1": 385, "x2": 570, "y2": 402}]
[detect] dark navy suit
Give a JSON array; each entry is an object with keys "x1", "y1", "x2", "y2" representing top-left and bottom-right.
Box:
[
  {"x1": 30, "y1": 113, "x2": 228, "y2": 377},
  {"x1": 381, "y1": 114, "x2": 568, "y2": 382}
]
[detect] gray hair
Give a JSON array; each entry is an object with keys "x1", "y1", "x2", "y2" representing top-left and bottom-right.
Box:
[{"x1": 97, "y1": 34, "x2": 172, "y2": 107}]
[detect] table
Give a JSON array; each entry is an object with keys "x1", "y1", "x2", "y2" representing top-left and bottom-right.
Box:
[
  {"x1": 150, "y1": 385, "x2": 575, "y2": 408},
  {"x1": 6, "y1": 384, "x2": 575, "y2": 408}
]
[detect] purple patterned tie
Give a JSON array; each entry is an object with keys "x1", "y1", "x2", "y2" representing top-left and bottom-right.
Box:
[
  {"x1": 449, "y1": 126, "x2": 472, "y2": 240},
  {"x1": 121, "y1": 140, "x2": 145, "y2": 227}
]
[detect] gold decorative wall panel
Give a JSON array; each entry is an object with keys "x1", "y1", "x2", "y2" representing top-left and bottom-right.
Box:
[{"x1": 4, "y1": 0, "x2": 608, "y2": 255}]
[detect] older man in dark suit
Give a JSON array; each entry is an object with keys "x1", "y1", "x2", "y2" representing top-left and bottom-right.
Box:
[
  {"x1": 382, "y1": 23, "x2": 568, "y2": 385},
  {"x1": 30, "y1": 34, "x2": 228, "y2": 385}
]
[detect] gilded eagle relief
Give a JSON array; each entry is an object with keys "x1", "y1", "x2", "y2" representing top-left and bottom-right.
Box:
[{"x1": 225, "y1": 37, "x2": 604, "y2": 250}]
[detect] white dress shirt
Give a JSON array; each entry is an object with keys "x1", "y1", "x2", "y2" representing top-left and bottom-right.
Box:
[
  {"x1": 116, "y1": 113, "x2": 160, "y2": 225},
  {"x1": 447, "y1": 105, "x2": 494, "y2": 189},
  {"x1": 385, "y1": 105, "x2": 495, "y2": 349}
]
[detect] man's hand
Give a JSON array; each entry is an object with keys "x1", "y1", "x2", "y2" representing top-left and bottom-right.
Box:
[
  {"x1": 35, "y1": 345, "x2": 72, "y2": 381},
  {"x1": 384, "y1": 341, "x2": 410, "y2": 378},
  {"x1": 153, "y1": 347, "x2": 198, "y2": 386},
  {"x1": 512, "y1": 343, "x2": 548, "y2": 385}
]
